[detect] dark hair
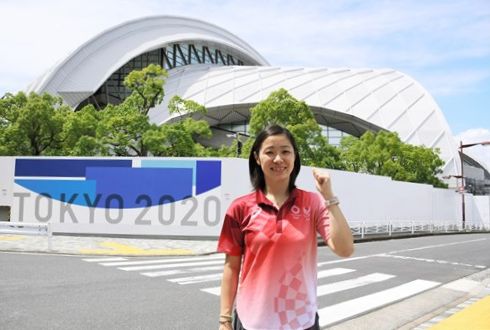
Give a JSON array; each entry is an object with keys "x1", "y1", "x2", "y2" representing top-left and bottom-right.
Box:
[{"x1": 249, "y1": 125, "x2": 301, "y2": 192}]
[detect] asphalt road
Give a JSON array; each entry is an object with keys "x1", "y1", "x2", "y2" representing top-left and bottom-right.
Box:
[{"x1": 1, "y1": 233, "x2": 489, "y2": 330}]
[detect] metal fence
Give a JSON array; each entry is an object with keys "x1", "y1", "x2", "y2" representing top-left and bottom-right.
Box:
[
  {"x1": 350, "y1": 221, "x2": 490, "y2": 239},
  {"x1": 0, "y1": 221, "x2": 52, "y2": 249}
]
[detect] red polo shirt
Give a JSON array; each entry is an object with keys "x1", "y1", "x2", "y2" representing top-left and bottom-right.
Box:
[{"x1": 217, "y1": 188, "x2": 330, "y2": 330}]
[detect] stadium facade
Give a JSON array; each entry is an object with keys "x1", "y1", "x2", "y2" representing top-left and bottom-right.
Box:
[{"x1": 27, "y1": 16, "x2": 489, "y2": 192}]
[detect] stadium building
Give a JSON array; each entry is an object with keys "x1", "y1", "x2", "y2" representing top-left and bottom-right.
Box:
[{"x1": 27, "y1": 16, "x2": 489, "y2": 194}]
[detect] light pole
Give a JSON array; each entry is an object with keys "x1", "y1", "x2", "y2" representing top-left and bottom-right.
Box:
[
  {"x1": 226, "y1": 131, "x2": 247, "y2": 157},
  {"x1": 458, "y1": 140, "x2": 490, "y2": 230},
  {"x1": 236, "y1": 133, "x2": 243, "y2": 157}
]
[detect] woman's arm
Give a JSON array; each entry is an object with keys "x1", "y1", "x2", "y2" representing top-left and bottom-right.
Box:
[
  {"x1": 219, "y1": 254, "x2": 241, "y2": 329},
  {"x1": 313, "y1": 168, "x2": 354, "y2": 258},
  {"x1": 325, "y1": 203, "x2": 354, "y2": 257}
]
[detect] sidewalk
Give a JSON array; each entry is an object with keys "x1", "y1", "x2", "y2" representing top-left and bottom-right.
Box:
[{"x1": 0, "y1": 233, "x2": 218, "y2": 256}]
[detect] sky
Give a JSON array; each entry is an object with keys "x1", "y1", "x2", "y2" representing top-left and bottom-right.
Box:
[{"x1": 1, "y1": 0, "x2": 489, "y2": 169}]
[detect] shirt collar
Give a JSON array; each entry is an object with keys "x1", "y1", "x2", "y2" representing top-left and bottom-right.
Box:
[{"x1": 255, "y1": 188, "x2": 298, "y2": 208}]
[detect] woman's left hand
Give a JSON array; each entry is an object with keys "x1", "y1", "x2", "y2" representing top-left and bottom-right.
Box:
[{"x1": 312, "y1": 168, "x2": 334, "y2": 200}]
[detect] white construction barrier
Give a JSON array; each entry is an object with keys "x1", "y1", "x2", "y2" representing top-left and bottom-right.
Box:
[{"x1": 0, "y1": 156, "x2": 488, "y2": 238}]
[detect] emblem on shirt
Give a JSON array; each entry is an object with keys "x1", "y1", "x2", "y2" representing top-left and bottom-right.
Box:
[
  {"x1": 291, "y1": 205, "x2": 300, "y2": 216},
  {"x1": 290, "y1": 205, "x2": 311, "y2": 220},
  {"x1": 303, "y1": 207, "x2": 311, "y2": 217}
]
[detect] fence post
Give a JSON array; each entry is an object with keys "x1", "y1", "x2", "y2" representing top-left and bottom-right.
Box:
[
  {"x1": 47, "y1": 222, "x2": 52, "y2": 251},
  {"x1": 388, "y1": 221, "x2": 392, "y2": 236}
]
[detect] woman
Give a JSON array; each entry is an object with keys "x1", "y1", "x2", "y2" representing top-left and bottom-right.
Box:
[{"x1": 217, "y1": 125, "x2": 354, "y2": 330}]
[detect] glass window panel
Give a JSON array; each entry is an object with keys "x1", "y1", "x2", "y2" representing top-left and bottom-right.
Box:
[
  {"x1": 80, "y1": 41, "x2": 257, "y2": 108},
  {"x1": 196, "y1": 48, "x2": 203, "y2": 60},
  {"x1": 328, "y1": 137, "x2": 341, "y2": 146}
]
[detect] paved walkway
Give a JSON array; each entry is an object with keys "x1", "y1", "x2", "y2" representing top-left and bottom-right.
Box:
[
  {"x1": 0, "y1": 233, "x2": 218, "y2": 256},
  {"x1": 412, "y1": 269, "x2": 490, "y2": 329},
  {"x1": 2, "y1": 230, "x2": 488, "y2": 257}
]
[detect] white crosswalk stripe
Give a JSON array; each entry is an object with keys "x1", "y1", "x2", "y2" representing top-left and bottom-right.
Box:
[
  {"x1": 318, "y1": 273, "x2": 395, "y2": 296},
  {"x1": 82, "y1": 255, "x2": 440, "y2": 327},
  {"x1": 142, "y1": 265, "x2": 224, "y2": 278},
  {"x1": 100, "y1": 254, "x2": 224, "y2": 267},
  {"x1": 201, "y1": 286, "x2": 221, "y2": 296},
  {"x1": 168, "y1": 273, "x2": 222, "y2": 285},
  {"x1": 318, "y1": 279, "x2": 440, "y2": 327},
  {"x1": 317, "y1": 268, "x2": 355, "y2": 279},
  {"x1": 198, "y1": 271, "x2": 395, "y2": 298},
  {"x1": 118, "y1": 259, "x2": 224, "y2": 271}
]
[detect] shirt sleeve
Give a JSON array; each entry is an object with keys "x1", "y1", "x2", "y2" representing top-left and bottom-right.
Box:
[
  {"x1": 217, "y1": 201, "x2": 244, "y2": 256},
  {"x1": 314, "y1": 193, "x2": 331, "y2": 241}
]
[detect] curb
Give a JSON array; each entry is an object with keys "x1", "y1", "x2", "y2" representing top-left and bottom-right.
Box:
[
  {"x1": 2, "y1": 231, "x2": 488, "y2": 257},
  {"x1": 352, "y1": 230, "x2": 490, "y2": 243},
  {"x1": 0, "y1": 249, "x2": 219, "y2": 257}
]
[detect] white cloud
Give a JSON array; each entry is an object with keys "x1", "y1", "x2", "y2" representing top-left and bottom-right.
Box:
[{"x1": 455, "y1": 128, "x2": 490, "y2": 171}]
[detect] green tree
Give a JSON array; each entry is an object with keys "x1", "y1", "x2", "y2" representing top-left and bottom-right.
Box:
[
  {"x1": 61, "y1": 105, "x2": 102, "y2": 156},
  {"x1": 97, "y1": 103, "x2": 153, "y2": 156},
  {"x1": 397, "y1": 143, "x2": 447, "y2": 187},
  {"x1": 93, "y1": 64, "x2": 168, "y2": 156},
  {"x1": 0, "y1": 65, "x2": 212, "y2": 157},
  {"x1": 339, "y1": 131, "x2": 447, "y2": 187},
  {"x1": 0, "y1": 92, "x2": 70, "y2": 155},
  {"x1": 123, "y1": 63, "x2": 168, "y2": 116},
  {"x1": 144, "y1": 96, "x2": 212, "y2": 157},
  {"x1": 94, "y1": 65, "x2": 212, "y2": 157},
  {"x1": 247, "y1": 88, "x2": 341, "y2": 168}
]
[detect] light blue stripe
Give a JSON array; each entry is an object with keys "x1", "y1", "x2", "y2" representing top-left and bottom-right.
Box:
[
  {"x1": 141, "y1": 160, "x2": 196, "y2": 185},
  {"x1": 15, "y1": 179, "x2": 97, "y2": 206}
]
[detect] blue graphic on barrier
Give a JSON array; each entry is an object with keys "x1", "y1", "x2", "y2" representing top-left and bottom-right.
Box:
[
  {"x1": 14, "y1": 179, "x2": 96, "y2": 205},
  {"x1": 86, "y1": 167, "x2": 192, "y2": 208},
  {"x1": 141, "y1": 159, "x2": 196, "y2": 185},
  {"x1": 15, "y1": 159, "x2": 131, "y2": 177},
  {"x1": 196, "y1": 161, "x2": 221, "y2": 195},
  {"x1": 14, "y1": 158, "x2": 221, "y2": 209}
]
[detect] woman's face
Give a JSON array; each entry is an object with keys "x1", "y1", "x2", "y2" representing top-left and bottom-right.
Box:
[{"x1": 255, "y1": 134, "x2": 296, "y2": 185}]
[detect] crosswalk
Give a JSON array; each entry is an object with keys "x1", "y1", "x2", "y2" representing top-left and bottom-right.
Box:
[{"x1": 82, "y1": 254, "x2": 440, "y2": 328}]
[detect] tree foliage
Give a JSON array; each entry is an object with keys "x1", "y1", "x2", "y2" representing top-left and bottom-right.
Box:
[
  {"x1": 0, "y1": 92, "x2": 71, "y2": 155},
  {"x1": 144, "y1": 96, "x2": 212, "y2": 157},
  {"x1": 0, "y1": 64, "x2": 213, "y2": 158},
  {"x1": 247, "y1": 88, "x2": 341, "y2": 168},
  {"x1": 339, "y1": 131, "x2": 447, "y2": 187},
  {"x1": 96, "y1": 103, "x2": 153, "y2": 156},
  {"x1": 61, "y1": 105, "x2": 101, "y2": 156},
  {"x1": 123, "y1": 64, "x2": 168, "y2": 116}
]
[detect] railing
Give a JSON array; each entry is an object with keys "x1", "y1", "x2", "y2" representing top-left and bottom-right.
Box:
[
  {"x1": 0, "y1": 221, "x2": 52, "y2": 250},
  {"x1": 350, "y1": 221, "x2": 489, "y2": 239}
]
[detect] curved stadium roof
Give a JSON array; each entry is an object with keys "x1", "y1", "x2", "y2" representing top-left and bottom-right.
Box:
[
  {"x1": 30, "y1": 15, "x2": 463, "y2": 179},
  {"x1": 28, "y1": 16, "x2": 268, "y2": 106}
]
